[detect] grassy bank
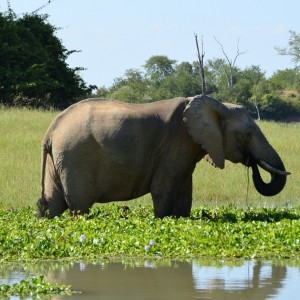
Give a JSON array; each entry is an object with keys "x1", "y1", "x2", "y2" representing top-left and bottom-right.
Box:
[{"x1": 0, "y1": 107, "x2": 299, "y2": 209}]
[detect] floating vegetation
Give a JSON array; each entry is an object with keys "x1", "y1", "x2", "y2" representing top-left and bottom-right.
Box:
[
  {"x1": 0, "y1": 275, "x2": 76, "y2": 298},
  {"x1": 0, "y1": 205, "x2": 300, "y2": 261}
]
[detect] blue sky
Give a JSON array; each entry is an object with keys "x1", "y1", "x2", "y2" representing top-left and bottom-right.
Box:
[{"x1": 1, "y1": 0, "x2": 299, "y2": 88}]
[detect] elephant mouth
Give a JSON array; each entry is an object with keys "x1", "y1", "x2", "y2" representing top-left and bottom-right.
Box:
[{"x1": 248, "y1": 157, "x2": 291, "y2": 197}]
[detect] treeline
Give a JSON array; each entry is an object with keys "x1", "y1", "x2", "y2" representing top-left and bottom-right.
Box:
[
  {"x1": 95, "y1": 55, "x2": 300, "y2": 120},
  {"x1": 1, "y1": 5, "x2": 300, "y2": 120}
]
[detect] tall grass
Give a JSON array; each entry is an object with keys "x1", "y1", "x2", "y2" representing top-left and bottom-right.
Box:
[
  {"x1": 0, "y1": 107, "x2": 299, "y2": 209},
  {"x1": 0, "y1": 108, "x2": 57, "y2": 208}
]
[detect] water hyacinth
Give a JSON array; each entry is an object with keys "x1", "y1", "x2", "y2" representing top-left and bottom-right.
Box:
[
  {"x1": 0, "y1": 276, "x2": 74, "y2": 297},
  {"x1": 145, "y1": 239, "x2": 156, "y2": 253},
  {"x1": 0, "y1": 205, "x2": 300, "y2": 260},
  {"x1": 149, "y1": 239, "x2": 156, "y2": 246},
  {"x1": 79, "y1": 234, "x2": 86, "y2": 243}
]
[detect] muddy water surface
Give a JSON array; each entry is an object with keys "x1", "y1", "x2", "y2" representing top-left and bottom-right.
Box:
[{"x1": 1, "y1": 259, "x2": 299, "y2": 299}]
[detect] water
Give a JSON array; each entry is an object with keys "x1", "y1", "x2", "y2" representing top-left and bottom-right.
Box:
[{"x1": 1, "y1": 259, "x2": 299, "y2": 299}]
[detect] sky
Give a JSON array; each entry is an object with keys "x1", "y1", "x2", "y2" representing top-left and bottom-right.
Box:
[{"x1": 1, "y1": 0, "x2": 299, "y2": 88}]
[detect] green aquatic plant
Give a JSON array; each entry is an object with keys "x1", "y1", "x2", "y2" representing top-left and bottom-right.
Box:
[
  {"x1": 0, "y1": 276, "x2": 74, "y2": 298},
  {"x1": 0, "y1": 205, "x2": 300, "y2": 260}
]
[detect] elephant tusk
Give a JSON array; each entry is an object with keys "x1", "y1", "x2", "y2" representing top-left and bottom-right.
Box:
[{"x1": 259, "y1": 160, "x2": 291, "y2": 176}]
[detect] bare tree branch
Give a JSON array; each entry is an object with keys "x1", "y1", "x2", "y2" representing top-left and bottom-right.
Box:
[
  {"x1": 214, "y1": 36, "x2": 246, "y2": 90},
  {"x1": 233, "y1": 38, "x2": 247, "y2": 66},
  {"x1": 31, "y1": 0, "x2": 53, "y2": 15},
  {"x1": 194, "y1": 33, "x2": 206, "y2": 94}
]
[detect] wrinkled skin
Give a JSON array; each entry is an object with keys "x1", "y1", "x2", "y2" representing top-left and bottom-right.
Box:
[{"x1": 37, "y1": 95, "x2": 290, "y2": 218}]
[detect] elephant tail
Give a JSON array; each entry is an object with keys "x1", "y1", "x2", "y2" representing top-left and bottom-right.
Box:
[{"x1": 40, "y1": 138, "x2": 51, "y2": 201}]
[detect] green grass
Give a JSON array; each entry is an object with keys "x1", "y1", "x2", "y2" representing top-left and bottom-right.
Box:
[
  {"x1": 0, "y1": 107, "x2": 57, "y2": 207},
  {"x1": 0, "y1": 107, "x2": 299, "y2": 209}
]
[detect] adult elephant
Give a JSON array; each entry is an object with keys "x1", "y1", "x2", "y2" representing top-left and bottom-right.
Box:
[{"x1": 37, "y1": 95, "x2": 290, "y2": 218}]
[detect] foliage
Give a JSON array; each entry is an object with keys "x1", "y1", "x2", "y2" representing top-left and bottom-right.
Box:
[
  {"x1": 0, "y1": 9, "x2": 95, "y2": 108},
  {"x1": 0, "y1": 276, "x2": 72, "y2": 297},
  {"x1": 257, "y1": 93, "x2": 294, "y2": 120},
  {"x1": 103, "y1": 55, "x2": 300, "y2": 119},
  {"x1": 144, "y1": 55, "x2": 177, "y2": 85},
  {"x1": 0, "y1": 275, "x2": 74, "y2": 298},
  {"x1": 0, "y1": 205, "x2": 300, "y2": 261},
  {"x1": 108, "y1": 69, "x2": 149, "y2": 102},
  {"x1": 269, "y1": 68, "x2": 300, "y2": 90},
  {"x1": 275, "y1": 30, "x2": 300, "y2": 64}
]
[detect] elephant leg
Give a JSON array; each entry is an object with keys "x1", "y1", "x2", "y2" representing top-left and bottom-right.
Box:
[
  {"x1": 150, "y1": 166, "x2": 178, "y2": 218},
  {"x1": 151, "y1": 162, "x2": 193, "y2": 218},
  {"x1": 171, "y1": 175, "x2": 192, "y2": 218},
  {"x1": 151, "y1": 190, "x2": 176, "y2": 218},
  {"x1": 151, "y1": 176, "x2": 175, "y2": 218},
  {"x1": 60, "y1": 167, "x2": 97, "y2": 215},
  {"x1": 152, "y1": 194, "x2": 173, "y2": 218},
  {"x1": 46, "y1": 186, "x2": 68, "y2": 218},
  {"x1": 44, "y1": 156, "x2": 68, "y2": 218}
]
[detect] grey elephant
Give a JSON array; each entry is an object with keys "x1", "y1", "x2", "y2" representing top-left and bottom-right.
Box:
[{"x1": 37, "y1": 95, "x2": 290, "y2": 218}]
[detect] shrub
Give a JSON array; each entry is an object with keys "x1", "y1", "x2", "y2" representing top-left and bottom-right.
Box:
[{"x1": 258, "y1": 93, "x2": 294, "y2": 120}]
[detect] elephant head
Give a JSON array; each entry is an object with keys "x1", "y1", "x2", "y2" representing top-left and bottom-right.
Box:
[{"x1": 183, "y1": 95, "x2": 290, "y2": 196}]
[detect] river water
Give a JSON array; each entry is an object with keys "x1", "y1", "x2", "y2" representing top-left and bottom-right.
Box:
[{"x1": 1, "y1": 259, "x2": 299, "y2": 299}]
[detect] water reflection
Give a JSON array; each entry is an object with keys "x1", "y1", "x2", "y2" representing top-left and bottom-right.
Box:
[
  {"x1": 193, "y1": 260, "x2": 287, "y2": 299},
  {"x1": 1, "y1": 259, "x2": 299, "y2": 299}
]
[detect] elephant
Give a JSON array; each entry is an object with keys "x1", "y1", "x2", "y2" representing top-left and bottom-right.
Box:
[{"x1": 37, "y1": 95, "x2": 290, "y2": 218}]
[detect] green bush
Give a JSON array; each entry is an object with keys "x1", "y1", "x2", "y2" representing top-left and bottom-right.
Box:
[
  {"x1": 0, "y1": 10, "x2": 95, "y2": 109},
  {"x1": 258, "y1": 93, "x2": 294, "y2": 120}
]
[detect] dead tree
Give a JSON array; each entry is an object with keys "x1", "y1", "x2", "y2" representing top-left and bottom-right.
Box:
[
  {"x1": 194, "y1": 33, "x2": 206, "y2": 94},
  {"x1": 214, "y1": 37, "x2": 246, "y2": 91}
]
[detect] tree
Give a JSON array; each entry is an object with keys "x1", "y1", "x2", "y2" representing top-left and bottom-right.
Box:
[
  {"x1": 269, "y1": 68, "x2": 299, "y2": 90},
  {"x1": 234, "y1": 66, "x2": 266, "y2": 106},
  {"x1": 101, "y1": 53, "x2": 299, "y2": 119},
  {"x1": 173, "y1": 62, "x2": 200, "y2": 96},
  {"x1": 214, "y1": 37, "x2": 246, "y2": 91},
  {"x1": 251, "y1": 80, "x2": 273, "y2": 120},
  {"x1": 94, "y1": 86, "x2": 108, "y2": 98},
  {"x1": 0, "y1": 9, "x2": 95, "y2": 108},
  {"x1": 275, "y1": 30, "x2": 300, "y2": 64},
  {"x1": 144, "y1": 55, "x2": 176, "y2": 86},
  {"x1": 107, "y1": 69, "x2": 148, "y2": 102},
  {"x1": 258, "y1": 93, "x2": 293, "y2": 120},
  {"x1": 206, "y1": 58, "x2": 237, "y2": 99}
]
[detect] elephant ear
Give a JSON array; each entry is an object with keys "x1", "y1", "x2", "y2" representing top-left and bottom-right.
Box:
[{"x1": 183, "y1": 95, "x2": 229, "y2": 169}]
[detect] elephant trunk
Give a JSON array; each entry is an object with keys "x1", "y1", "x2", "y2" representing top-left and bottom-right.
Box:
[{"x1": 250, "y1": 159, "x2": 290, "y2": 197}]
